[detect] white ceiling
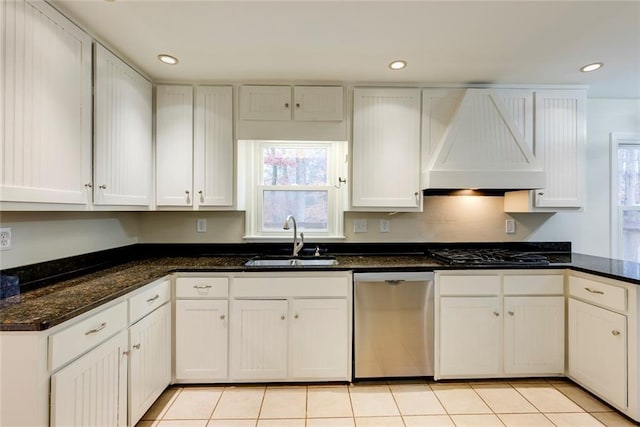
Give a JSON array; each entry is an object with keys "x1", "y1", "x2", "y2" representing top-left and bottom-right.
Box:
[{"x1": 52, "y1": 0, "x2": 640, "y2": 98}]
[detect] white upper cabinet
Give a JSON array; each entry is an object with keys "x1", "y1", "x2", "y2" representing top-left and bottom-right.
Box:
[
  {"x1": 156, "y1": 85, "x2": 194, "y2": 207},
  {"x1": 533, "y1": 90, "x2": 586, "y2": 208},
  {"x1": 1, "y1": 0, "x2": 92, "y2": 206},
  {"x1": 94, "y1": 44, "x2": 153, "y2": 207},
  {"x1": 351, "y1": 88, "x2": 422, "y2": 211},
  {"x1": 194, "y1": 86, "x2": 234, "y2": 207},
  {"x1": 239, "y1": 85, "x2": 344, "y2": 121}
]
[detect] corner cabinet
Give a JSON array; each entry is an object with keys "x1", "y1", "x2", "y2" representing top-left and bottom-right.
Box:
[
  {"x1": 239, "y1": 85, "x2": 344, "y2": 121},
  {"x1": 1, "y1": 0, "x2": 92, "y2": 206},
  {"x1": 155, "y1": 85, "x2": 234, "y2": 208},
  {"x1": 351, "y1": 88, "x2": 422, "y2": 211},
  {"x1": 94, "y1": 44, "x2": 153, "y2": 207}
]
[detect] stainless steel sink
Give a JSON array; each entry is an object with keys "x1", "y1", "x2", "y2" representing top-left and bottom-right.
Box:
[{"x1": 244, "y1": 257, "x2": 338, "y2": 267}]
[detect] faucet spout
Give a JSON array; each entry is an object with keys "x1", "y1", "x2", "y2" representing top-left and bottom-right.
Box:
[{"x1": 283, "y1": 215, "x2": 304, "y2": 257}]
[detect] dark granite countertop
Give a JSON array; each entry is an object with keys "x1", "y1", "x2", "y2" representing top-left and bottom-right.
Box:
[{"x1": 1, "y1": 247, "x2": 638, "y2": 332}]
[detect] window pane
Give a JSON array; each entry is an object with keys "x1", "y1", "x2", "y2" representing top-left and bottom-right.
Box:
[
  {"x1": 622, "y1": 210, "x2": 640, "y2": 262},
  {"x1": 262, "y1": 190, "x2": 328, "y2": 231},
  {"x1": 618, "y1": 146, "x2": 640, "y2": 206},
  {"x1": 263, "y1": 147, "x2": 328, "y2": 186}
]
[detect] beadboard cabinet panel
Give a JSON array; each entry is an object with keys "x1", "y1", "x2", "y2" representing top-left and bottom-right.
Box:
[
  {"x1": 156, "y1": 85, "x2": 194, "y2": 206},
  {"x1": 194, "y1": 86, "x2": 234, "y2": 207},
  {"x1": 94, "y1": 44, "x2": 153, "y2": 207},
  {"x1": 1, "y1": 0, "x2": 92, "y2": 205}
]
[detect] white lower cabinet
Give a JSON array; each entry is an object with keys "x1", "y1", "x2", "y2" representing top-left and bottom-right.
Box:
[
  {"x1": 175, "y1": 299, "x2": 229, "y2": 381},
  {"x1": 569, "y1": 297, "x2": 628, "y2": 409},
  {"x1": 439, "y1": 297, "x2": 501, "y2": 376},
  {"x1": 436, "y1": 271, "x2": 565, "y2": 379},
  {"x1": 128, "y1": 303, "x2": 171, "y2": 426},
  {"x1": 50, "y1": 330, "x2": 128, "y2": 427},
  {"x1": 230, "y1": 299, "x2": 289, "y2": 380}
]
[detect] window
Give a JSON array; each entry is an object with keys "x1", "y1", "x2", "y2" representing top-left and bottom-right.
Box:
[
  {"x1": 239, "y1": 140, "x2": 348, "y2": 240},
  {"x1": 611, "y1": 133, "x2": 640, "y2": 261}
]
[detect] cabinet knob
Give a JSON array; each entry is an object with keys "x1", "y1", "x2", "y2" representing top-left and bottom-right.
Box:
[
  {"x1": 296, "y1": 103, "x2": 300, "y2": 108},
  {"x1": 220, "y1": 314, "x2": 226, "y2": 320},
  {"x1": 84, "y1": 183, "x2": 92, "y2": 188},
  {"x1": 123, "y1": 350, "x2": 130, "y2": 356},
  {"x1": 508, "y1": 311, "x2": 514, "y2": 316},
  {"x1": 294, "y1": 314, "x2": 299, "y2": 319},
  {"x1": 493, "y1": 312, "x2": 500, "y2": 317},
  {"x1": 612, "y1": 330, "x2": 621, "y2": 336},
  {"x1": 133, "y1": 343, "x2": 141, "y2": 350},
  {"x1": 284, "y1": 102, "x2": 289, "y2": 109},
  {"x1": 280, "y1": 315, "x2": 286, "y2": 320},
  {"x1": 99, "y1": 184, "x2": 107, "y2": 190},
  {"x1": 537, "y1": 192, "x2": 544, "y2": 196},
  {"x1": 185, "y1": 190, "x2": 190, "y2": 195}
]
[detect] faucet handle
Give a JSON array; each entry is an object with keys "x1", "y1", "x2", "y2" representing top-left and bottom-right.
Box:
[{"x1": 314, "y1": 246, "x2": 321, "y2": 257}]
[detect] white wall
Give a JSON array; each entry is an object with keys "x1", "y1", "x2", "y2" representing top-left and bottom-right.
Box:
[{"x1": 0, "y1": 212, "x2": 139, "y2": 269}]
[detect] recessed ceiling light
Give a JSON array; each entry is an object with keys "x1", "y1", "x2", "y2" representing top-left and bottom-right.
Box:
[
  {"x1": 580, "y1": 62, "x2": 603, "y2": 72},
  {"x1": 158, "y1": 54, "x2": 179, "y2": 65},
  {"x1": 389, "y1": 60, "x2": 407, "y2": 70}
]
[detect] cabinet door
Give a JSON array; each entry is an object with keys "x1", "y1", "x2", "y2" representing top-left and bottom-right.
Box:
[
  {"x1": 534, "y1": 90, "x2": 586, "y2": 208},
  {"x1": 2, "y1": 0, "x2": 92, "y2": 205},
  {"x1": 94, "y1": 44, "x2": 153, "y2": 206},
  {"x1": 156, "y1": 85, "x2": 194, "y2": 206},
  {"x1": 128, "y1": 303, "x2": 171, "y2": 426},
  {"x1": 175, "y1": 299, "x2": 228, "y2": 381},
  {"x1": 50, "y1": 330, "x2": 128, "y2": 427},
  {"x1": 568, "y1": 298, "x2": 627, "y2": 409},
  {"x1": 504, "y1": 296, "x2": 564, "y2": 375},
  {"x1": 230, "y1": 299, "x2": 288, "y2": 380},
  {"x1": 239, "y1": 85, "x2": 291, "y2": 120},
  {"x1": 439, "y1": 297, "x2": 501, "y2": 377},
  {"x1": 352, "y1": 88, "x2": 421, "y2": 210},
  {"x1": 293, "y1": 86, "x2": 344, "y2": 121},
  {"x1": 290, "y1": 298, "x2": 349, "y2": 379},
  {"x1": 194, "y1": 86, "x2": 234, "y2": 207}
]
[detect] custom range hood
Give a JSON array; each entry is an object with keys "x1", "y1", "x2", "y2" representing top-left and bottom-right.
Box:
[{"x1": 422, "y1": 88, "x2": 545, "y2": 191}]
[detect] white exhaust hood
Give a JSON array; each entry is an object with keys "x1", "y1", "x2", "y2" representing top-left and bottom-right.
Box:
[{"x1": 422, "y1": 88, "x2": 545, "y2": 190}]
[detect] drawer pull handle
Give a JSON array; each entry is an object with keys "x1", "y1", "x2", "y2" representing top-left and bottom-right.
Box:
[
  {"x1": 133, "y1": 343, "x2": 141, "y2": 350},
  {"x1": 193, "y1": 284, "x2": 212, "y2": 289},
  {"x1": 585, "y1": 287, "x2": 604, "y2": 295},
  {"x1": 146, "y1": 294, "x2": 160, "y2": 303},
  {"x1": 612, "y1": 330, "x2": 621, "y2": 336},
  {"x1": 85, "y1": 322, "x2": 107, "y2": 335},
  {"x1": 220, "y1": 314, "x2": 226, "y2": 320}
]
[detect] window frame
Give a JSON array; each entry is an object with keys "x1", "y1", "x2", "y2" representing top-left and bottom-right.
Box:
[
  {"x1": 610, "y1": 132, "x2": 640, "y2": 260},
  {"x1": 241, "y1": 139, "x2": 348, "y2": 241}
]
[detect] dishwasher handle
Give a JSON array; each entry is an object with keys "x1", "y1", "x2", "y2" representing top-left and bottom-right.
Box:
[{"x1": 385, "y1": 280, "x2": 405, "y2": 286}]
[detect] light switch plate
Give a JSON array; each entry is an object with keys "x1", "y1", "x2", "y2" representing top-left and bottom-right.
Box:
[
  {"x1": 353, "y1": 219, "x2": 368, "y2": 233},
  {"x1": 197, "y1": 219, "x2": 207, "y2": 233},
  {"x1": 380, "y1": 219, "x2": 390, "y2": 233}
]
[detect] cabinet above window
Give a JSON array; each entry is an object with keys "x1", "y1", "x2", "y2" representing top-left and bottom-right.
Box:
[{"x1": 239, "y1": 85, "x2": 344, "y2": 121}]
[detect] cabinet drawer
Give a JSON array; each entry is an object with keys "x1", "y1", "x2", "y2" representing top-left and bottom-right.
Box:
[
  {"x1": 438, "y1": 275, "x2": 500, "y2": 296},
  {"x1": 504, "y1": 275, "x2": 564, "y2": 295},
  {"x1": 49, "y1": 301, "x2": 127, "y2": 371},
  {"x1": 176, "y1": 277, "x2": 229, "y2": 299},
  {"x1": 129, "y1": 279, "x2": 171, "y2": 323},
  {"x1": 234, "y1": 276, "x2": 349, "y2": 298},
  {"x1": 569, "y1": 276, "x2": 627, "y2": 312}
]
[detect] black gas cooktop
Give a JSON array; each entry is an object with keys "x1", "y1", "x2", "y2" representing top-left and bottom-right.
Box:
[{"x1": 428, "y1": 248, "x2": 550, "y2": 266}]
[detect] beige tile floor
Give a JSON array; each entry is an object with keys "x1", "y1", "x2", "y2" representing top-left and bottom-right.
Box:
[{"x1": 135, "y1": 379, "x2": 639, "y2": 427}]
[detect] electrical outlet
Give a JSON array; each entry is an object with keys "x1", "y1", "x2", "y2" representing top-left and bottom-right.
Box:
[
  {"x1": 353, "y1": 219, "x2": 368, "y2": 233},
  {"x1": 197, "y1": 219, "x2": 207, "y2": 233},
  {"x1": 0, "y1": 228, "x2": 12, "y2": 250},
  {"x1": 379, "y1": 219, "x2": 390, "y2": 233},
  {"x1": 505, "y1": 219, "x2": 516, "y2": 234}
]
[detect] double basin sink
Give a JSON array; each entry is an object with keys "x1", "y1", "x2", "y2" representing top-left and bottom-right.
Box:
[{"x1": 244, "y1": 256, "x2": 338, "y2": 267}]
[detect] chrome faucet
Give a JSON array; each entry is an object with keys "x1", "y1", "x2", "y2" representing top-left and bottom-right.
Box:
[{"x1": 283, "y1": 215, "x2": 304, "y2": 257}]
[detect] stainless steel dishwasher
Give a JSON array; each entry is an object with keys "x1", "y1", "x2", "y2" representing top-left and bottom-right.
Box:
[{"x1": 354, "y1": 271, "x2": 434, "y2": 378}]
